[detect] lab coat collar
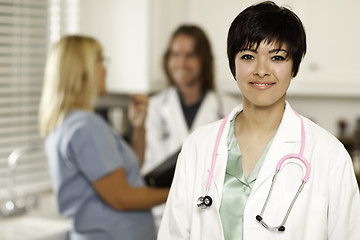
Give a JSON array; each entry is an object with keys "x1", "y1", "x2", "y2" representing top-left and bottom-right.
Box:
[
  {"x1": 160, "y1": 87, "x2": 190, "y2": 139},
  {"x1": 212, "y1": 101, "x2": 302, "y2": 202},
  {"x1": 160, "y1": 87, "x2": 221, "y2": 138},
  {"x1": 211, "y1": 104, "x2": 243, "y2": 204},
  {"x1": 219, "y1": 101, "x2": 301, "y2": 149},
  {"x1": 191, "y1": 91, "x2": 219, "y2": 131}
]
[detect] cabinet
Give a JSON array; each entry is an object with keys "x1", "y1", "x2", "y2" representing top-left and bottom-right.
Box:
[
  {"x1": 71, "y1": 0, "x2": 153, "y2": 94},
  {"x1": 172, "y1": 0, "x2": 360, "y2": 97},
  {"x1": 288, "y1": 0, "x2": 360, "y2": 97},
  {"x1": 65, "y1": 0, "x2": 360, "y2": 96}
]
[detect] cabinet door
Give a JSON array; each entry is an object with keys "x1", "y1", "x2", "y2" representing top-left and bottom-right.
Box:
[
  {"x1": 75, "y1": 0, "x2": 152, "y2": 94},
  {"x1": 288, "y1": 0, "x2": 360, "y2": 96}
]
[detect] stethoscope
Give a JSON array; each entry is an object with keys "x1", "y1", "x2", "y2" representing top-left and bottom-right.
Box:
[{"x1": 197, "y1": 110, "x2": 311, "y2": 232}]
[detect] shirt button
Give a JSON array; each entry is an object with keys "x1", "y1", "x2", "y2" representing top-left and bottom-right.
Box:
[{"x1": 242, "y1": 184, "x2": 247, "y2": 190}]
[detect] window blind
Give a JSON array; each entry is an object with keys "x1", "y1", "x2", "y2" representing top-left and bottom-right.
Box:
[{"x1": 0, "y1": 0, "x2": 51, "y2": 198}]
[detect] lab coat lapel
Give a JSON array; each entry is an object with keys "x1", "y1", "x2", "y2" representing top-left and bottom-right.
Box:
[
  {"x1": 191, "y1": 91, "x2": 219, "y2": 131},
  {"x1": 250, "y1": 103, "x2": 302, "y2": 198},
  {"x1": 211, "y1": 106, "x2": 243, "y2": 204},
  {"x1": 160, "y1": 88, "x2": 189, "y2": 142}
]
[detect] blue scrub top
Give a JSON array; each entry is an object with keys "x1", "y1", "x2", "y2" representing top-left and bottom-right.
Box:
[{"x1": 46, "y1": 110, "x2": 155, "y2": 240}]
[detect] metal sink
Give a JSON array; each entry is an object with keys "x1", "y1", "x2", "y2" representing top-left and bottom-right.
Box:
[
  {"x1": 0, "y1": 215, "x2": 69, "y2": 240},
  {"x1": 0, "y1": 192, "x2": 69, "y2": 240}
]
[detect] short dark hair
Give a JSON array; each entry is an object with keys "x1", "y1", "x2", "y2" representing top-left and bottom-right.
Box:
[
  {"x1": 163, "y1": 25, "x2": 215, "y2": 91},
  {"x1": 227, "y1": 1, "x2": 306, "y2": 78}
]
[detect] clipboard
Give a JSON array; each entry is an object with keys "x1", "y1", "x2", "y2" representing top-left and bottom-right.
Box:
[{"x1": 144, "y1": 149, "x2": 181, "y2": 187}]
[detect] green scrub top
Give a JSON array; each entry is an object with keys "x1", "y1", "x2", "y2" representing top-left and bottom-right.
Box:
[{"x1": 219, "y1": 112, "x2": 275, "y2": 240}]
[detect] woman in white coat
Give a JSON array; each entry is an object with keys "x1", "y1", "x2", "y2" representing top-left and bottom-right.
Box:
[
  {"x1": 158, "y1": 1, "x2": 360, "y2": 239},
  {"x1": 142, "y1": 25, "x2": 223, "y2": 175},
  {"x1": 142, "y1": 25, "x2": 224, "y2": 228}
]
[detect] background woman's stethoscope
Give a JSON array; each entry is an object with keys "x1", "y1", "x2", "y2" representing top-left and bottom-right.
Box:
[{"x1": 197, "y1": 110, "x2": 311, "y2": 232}]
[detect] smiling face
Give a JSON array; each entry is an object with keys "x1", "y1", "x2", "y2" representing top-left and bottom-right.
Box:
[
  {"x1": 167, "y1": 34, "x2": 202, "y2": 89},
  {"x1": 235, "y1": 40, "x2": 294, "y2": 108}
]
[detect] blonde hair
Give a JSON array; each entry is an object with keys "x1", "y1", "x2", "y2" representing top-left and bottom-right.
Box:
[{"x1": 39, "y1": 35, "x2": 103, "y2": 137}]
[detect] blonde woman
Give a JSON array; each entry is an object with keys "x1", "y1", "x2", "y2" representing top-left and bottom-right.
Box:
[{"x1": 39, "y1": 35, "x2": 169, "y2": 240}]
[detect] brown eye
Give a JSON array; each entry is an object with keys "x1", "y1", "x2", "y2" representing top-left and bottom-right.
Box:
[
  {"x1": 241, "y1": 54, "x2": 254, "y2": 60},
  {"x1": 272, "y1": 56, "x2": 286, "y2": 61}
]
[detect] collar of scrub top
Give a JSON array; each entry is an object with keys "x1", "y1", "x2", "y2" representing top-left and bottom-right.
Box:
[{"x1": 200, "y1": 108, "x2": 311, "y2": 233}]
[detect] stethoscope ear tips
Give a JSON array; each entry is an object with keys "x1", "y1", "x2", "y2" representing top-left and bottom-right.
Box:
[
  {"x1": 197, "y1": 195, "x2": 213, "y2": 209},
  {"x1": 278, "y1": 226, "x2": 285, "y2": 232},
  {"x1": 256, "y1": 215, "x2": 286, "y2": 232}
]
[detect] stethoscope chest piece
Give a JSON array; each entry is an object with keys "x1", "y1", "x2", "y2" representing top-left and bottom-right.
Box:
[{"x1": 197, "y1": 195, "x2": 213, "y2": 209}]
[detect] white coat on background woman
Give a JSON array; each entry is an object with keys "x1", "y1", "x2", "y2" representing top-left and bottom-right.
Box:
[
  {"x1": 142, "y1": 25, "x2": 224, "y2": 175},
  {"x1": 141, "y1": 86, "x2": 223, "y2": 174},
  {"x1": 158, "y1": 2, "x2": 360, "y2": 239}
]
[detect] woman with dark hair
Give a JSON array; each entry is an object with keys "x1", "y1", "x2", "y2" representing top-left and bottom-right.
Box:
[
  {"x1": 141, "y1": 25, "x2": 225, "y2": 228},
  {"x1": 158, "y1": 2, "x2": 360, "y2": 239}
]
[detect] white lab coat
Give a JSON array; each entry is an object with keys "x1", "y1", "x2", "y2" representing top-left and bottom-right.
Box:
[
  {"x1": 158, "y1": 103, "x2": 360, "y2": 240},
  {"x1": 142, "y1": 87, "x2": 224, "y2": 229},
  {"x1": 142, "y1": 87, "x2": 224, "y2": 174}
]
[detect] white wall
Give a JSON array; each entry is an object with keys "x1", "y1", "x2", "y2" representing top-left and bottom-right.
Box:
[
  {"x1": 288, "y1": 96, "x2": 360, "y2": 137},
  {"x1": 222, "y1": 92, "x2": 360, "y2": 138},
  {"x1": 68, "y1": 0, "x2": 360, "y2": 139},
  {"x1": 76, "y1": 0, "x2": 152, "y2": 94}
]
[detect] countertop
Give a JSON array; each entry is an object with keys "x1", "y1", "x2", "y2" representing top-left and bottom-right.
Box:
[{"x1": 0, "y1": 191, "x2": 69, "y2": 240}]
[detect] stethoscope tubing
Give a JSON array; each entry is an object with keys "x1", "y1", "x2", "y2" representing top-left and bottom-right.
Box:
[
  {"x1": 204, "y1": 109, "x2": 311, "y2": 193},
  {"x1": 205, "y1": 112, "x2": 232, "y2": 194},
  {"x1": 276, "y1": 153, "x2": 310, "y2": 182},
  {"x1": 256, "y1": 110, "x2": 311, "y2": 231},
  {"x1": 275, "y1": 110, "x2": 310, "y2": 182},
  {"x1": 199, "y1": 108, "x2": 311, "y2": 233}
]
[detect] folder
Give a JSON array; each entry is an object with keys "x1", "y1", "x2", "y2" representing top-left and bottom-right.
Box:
[{"x1": 144, "y1": 149, "x2": 181, "y2": 187}]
